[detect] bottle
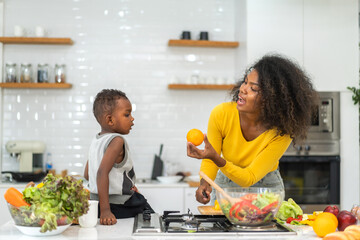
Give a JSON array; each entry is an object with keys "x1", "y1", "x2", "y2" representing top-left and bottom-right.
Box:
[
  {"x1": 54, "y1": 64, "x2": 66, "y2": 83},
  {"x1": 45, "y1": 153, "x2": 53, "y2": 172},
  {"x1": 5, "y1": 63, "x2": 17, "y2": 83},
  {"x1": 37, "y1": 63, "x2": 49, "y2": 83},
  {"x1": 20, "y1": 63, "x2": 33, "y2": 83}
]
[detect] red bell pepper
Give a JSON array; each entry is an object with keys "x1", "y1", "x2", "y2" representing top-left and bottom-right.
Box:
[
  {"x1": 229, "y1": 201, "x2": 244, "y2": 219},
  {"x1": 286, "y1": 215, "x2": 303, "y2": 224},
  {"x1": 260, "y1": 201, "x2": 279, "y2": 214},
  {"x1": 232, "y1": 200, "x2": 262, "y2": 220}
]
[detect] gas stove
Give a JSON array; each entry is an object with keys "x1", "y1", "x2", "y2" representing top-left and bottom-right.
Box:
[{"x1": 132, "y1": 210, "x2": 297, "y2": 237}]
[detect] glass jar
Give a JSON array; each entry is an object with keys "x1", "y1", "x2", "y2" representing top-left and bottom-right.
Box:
[
  {"x1": 5, "y1": 62, "x2": 17, "y2": 83},
  {"x1": 54, "y1": 64, "x2": 66, "y2": 83},
  {"x1": 37, "y1": 63, "x2": 49, "y2": 83},
  {"x1": 20, "y1": 63, "x2": 33, "y2": 83}
]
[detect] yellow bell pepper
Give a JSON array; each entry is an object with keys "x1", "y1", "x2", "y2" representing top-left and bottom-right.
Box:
[
  {"x1": 36, "y1": 182, "x2": 44, "y2": 188},
  {"x1": 214, "y1": 200, "x2": 221, "y2": 210}
]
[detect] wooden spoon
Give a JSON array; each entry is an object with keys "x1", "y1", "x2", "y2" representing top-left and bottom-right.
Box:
[{"x1": 199, "y1": 171, "x2": 239, "y2": 205}]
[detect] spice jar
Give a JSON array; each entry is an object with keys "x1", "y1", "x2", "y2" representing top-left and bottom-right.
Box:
[
  {"x1": 54, "y1": 64, "x2": 66, "y2": 83},
  {"x1": 5, "y1": 63, "x2": 17, "y2": 83},
  {"x1": 37, "y1": 63, "x2": 49, "y2": 83},
  {"x1": 20, "y1": 63, "x2": 33, "y2": 83}
]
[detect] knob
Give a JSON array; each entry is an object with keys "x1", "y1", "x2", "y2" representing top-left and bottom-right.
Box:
[
  {"x1": 304, "y1": 145, "x2": 311, "y2": 151},
  {"x1": 142, "y1": 209, "x2": 152, "y2": 221},
  {"x1": 295, "y1": 145, "x2": 302, "y2": 155}
]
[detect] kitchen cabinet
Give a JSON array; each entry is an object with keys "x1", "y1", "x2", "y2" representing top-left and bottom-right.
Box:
[
  {"x1": 137, "y1": 186, "x2": 184, "y2": 213},
  {"x1": 303, "y1": 1, "x2": 357, "y2": 90},
  {"x1": 137, "y1": 183, "x2": 207, "y2": 214}
]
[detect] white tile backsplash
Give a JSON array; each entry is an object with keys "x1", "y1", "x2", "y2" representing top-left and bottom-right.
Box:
[{"x1": 0, "y1": 0, "x2": 237, "y2": 177}]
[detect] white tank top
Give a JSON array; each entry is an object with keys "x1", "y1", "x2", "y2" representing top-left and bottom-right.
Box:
[{"x1": 88, "y1": 133, "x2": 136, "y2": 204}]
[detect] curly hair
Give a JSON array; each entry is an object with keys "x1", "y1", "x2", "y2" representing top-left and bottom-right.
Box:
[
  {"x1": 93, "y1": 89, "x2": 128, "y2": 123},
  {"x1": 230, "y1": 54, "x2": 318, "y2": 144}
]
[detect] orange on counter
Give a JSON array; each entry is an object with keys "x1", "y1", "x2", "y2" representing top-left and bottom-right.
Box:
[
  {"x1": 187, "y1": 129, "x2": 204, "y2": 146},
  {"x1": 312, "y1": 212, "x2": 338, "y2": 238}
]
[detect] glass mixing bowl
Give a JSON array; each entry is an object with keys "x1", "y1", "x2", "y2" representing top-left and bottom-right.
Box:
[{"x1": 216, "y1": 187, "x2": 284, "y2": 226}]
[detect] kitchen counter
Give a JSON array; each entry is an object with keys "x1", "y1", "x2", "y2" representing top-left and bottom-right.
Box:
[
  {"x1": 0, "y1": 219, "x2": 323, "y2": 240},
  {"x1": 0, "y1": 180, "x2": 190, "y2": 189}
]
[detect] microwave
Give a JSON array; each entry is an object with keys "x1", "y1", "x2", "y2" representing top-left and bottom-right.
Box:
[{"x1": 308, "y1": 91, "x2": 340, "y2": 141}]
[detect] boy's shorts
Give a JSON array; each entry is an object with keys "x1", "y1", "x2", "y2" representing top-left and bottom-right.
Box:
[{"x1": 98, "y1": 192, "x2": 154, "y2": 219}]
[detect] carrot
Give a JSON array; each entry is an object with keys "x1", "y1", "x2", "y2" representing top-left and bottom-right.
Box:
[{"x1": 4, "y1": 187, "x2": 30, "y2": 207}]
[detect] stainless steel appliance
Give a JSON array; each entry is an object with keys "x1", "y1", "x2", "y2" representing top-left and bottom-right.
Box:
[
  {"x1": 279, "y1": 91, "x2": 340, "y2": 213},
  {"x1": 133, "y1": 210, "x2": 296, "y2": 237},
  {"x1": 1, "y1": 140, "x2": 47, "y2": 182}
]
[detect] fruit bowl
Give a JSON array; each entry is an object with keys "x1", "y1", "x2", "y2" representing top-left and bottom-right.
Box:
[
  {"x1": 7, "y1": 203, "x2": 71, "y2": 236},
  {"x1": 216, "y1": 187, "x2": 284, "y2": 227}
]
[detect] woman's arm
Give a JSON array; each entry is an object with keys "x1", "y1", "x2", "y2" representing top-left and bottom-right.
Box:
[
  {"x1": 199, "y1": 104, "x2": 225, "y2": 180},
  {"x1": 97, "y1": 136, "x2": 125, "y2": 225}
]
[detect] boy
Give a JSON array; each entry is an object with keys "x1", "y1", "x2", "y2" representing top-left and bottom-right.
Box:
[{"x1": 84, "y1": 89, "x2": 152, "y2": 225}]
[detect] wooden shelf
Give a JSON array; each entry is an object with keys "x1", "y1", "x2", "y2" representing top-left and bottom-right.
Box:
[
  {"x1": 0, "y1": 83, "x2": 72, "y2": 89},
  {"x1": 0, "y1": 37, "x2": 73, "y2": 45},
  {"x1": 168, "y1": 39, "x2": 239, "y2": 48},
  {"x1": 168, "y1": 84, "x2": 234, "y2": 90}
]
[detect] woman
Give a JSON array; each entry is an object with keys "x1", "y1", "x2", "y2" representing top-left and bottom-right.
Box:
[{"x1": 187, "y1": 54, "x2": 318, "y2": 204}]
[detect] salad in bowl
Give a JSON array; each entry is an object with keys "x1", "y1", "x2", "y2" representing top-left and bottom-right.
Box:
[
  {"x1": 4, "y1": 174, "x2": 90, "y2": 234},
  {"x1": 216, "y1": 187, "x2": 284, "y2": 226}
]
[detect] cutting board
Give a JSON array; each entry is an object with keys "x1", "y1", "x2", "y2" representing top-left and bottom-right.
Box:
[{"x1": 197, "y1": 206, "x2": 223, "y2": 215}]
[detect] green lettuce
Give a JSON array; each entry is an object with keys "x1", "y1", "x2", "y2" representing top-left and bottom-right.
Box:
[
  {"x1": 20, "y1": 174, "x2": 90, "y2": 232},
  {"x1": 253, "y1": 191, "x2": 279, "y2": 209},
  {"x1": 275, "y1": 198, "x2": 303, "y2": 221}
]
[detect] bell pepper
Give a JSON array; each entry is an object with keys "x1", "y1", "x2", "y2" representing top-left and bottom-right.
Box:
[
  {"x1": 260, "y1": 201, "x2": 278, "y2": 214},
  {"x1": 286, "y1": 215, "x2": 303, "y2": 224},
  {"x1": 232, "y1": 200, "x2": 262, "y2": 220},
  {"x1": 229, "y1": 201, "x2": 244, "y2": 219}
]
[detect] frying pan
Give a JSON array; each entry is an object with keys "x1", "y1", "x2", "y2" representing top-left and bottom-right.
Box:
[{"x1": 1, "y1": 171, "x2": 47, "y2": 182}]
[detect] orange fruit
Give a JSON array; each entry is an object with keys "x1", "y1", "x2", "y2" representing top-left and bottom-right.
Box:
[
  {"x1": 312, "y1": 212, "x2": 338, "y2": 237},
  {"x1": 317, "y1": 212, "x2": 338, "y2": 226},
  {"x1": 186, "y1": 129, "x2": 204, "y2": 146}
]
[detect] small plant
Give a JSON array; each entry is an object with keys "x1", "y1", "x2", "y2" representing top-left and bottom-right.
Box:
[{"x1": 347, "y1": 86, "x2": 360, "y2": 105}]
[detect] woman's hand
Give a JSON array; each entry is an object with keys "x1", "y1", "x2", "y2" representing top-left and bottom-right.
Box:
[
  {"x1": 195, "y1": 179, "x2": 212, "y2": 204},
  {"x1": 187, "y1": 134, "x2": 218, "y2": 160},
  {"x1": 187, "y1": 134, "x2": 225, "y2": 167},
  {"x1": 100, "y1": 209, "x2": 117, "y2": 225}
]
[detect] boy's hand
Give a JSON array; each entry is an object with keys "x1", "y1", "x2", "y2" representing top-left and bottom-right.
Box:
[
  {"x1": 100, "y1": 210, "x2": 117, "y2": 225},
  {"x1": 25, "y1": 181, "x2": 35, "y2": 188},
  {"x1": 131, "y1": 185, "x2": 139, "y2": 193}
]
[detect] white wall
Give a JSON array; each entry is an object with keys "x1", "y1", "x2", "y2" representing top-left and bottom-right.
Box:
[
  {"x1": 245, "y1": 0, "x2": 359, "y2": 210},
  {"x1": 0, "y1": 0, "x2": 237, "y2": 177}
]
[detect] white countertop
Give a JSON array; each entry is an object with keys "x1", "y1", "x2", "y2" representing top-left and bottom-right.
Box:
[
  {"x1": 0, "y1": 219, "x2": 322, "y2": 240},
  {"x1": 0, "y1": 180, "x2": 191, "y2": 188}
]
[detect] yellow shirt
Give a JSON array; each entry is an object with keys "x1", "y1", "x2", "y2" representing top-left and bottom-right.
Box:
[{"x1": 200, "y1": 102, "x2": 292, "y2": 187}]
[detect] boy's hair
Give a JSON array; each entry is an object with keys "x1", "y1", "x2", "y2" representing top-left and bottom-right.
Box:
[{"x1": 93, "y1": 89, "x2": 128, "y2": 123}]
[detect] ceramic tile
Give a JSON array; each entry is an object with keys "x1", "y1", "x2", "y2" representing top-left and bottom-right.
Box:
[{"x1": 1, "y1": 0, "x2": 236, "y2": 177}]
